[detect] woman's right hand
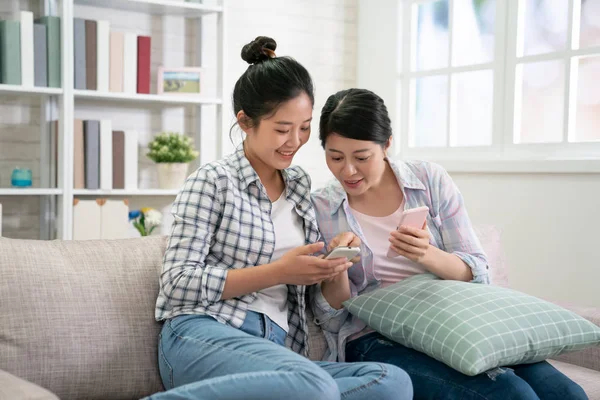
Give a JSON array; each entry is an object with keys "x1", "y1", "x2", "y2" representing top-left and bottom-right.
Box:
[{"x1": 273, "y1": 242, "x2": 352, "y2": 285}]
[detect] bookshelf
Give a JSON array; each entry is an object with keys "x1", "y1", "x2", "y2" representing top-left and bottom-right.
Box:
[
  {"x1": 0, "y1": 189, "x2": 63, "y2": 196},
  {"x1": 0, "y1": 0, "x2": 225, "y2": 240},
  {"x1": 0, "y1": 84, "x2": 63, "y2": 96},
  {"x1": 73, "y1": 89, "x2": 223, "y2": 106},
  {"x1": 73, "y1": 189, "x2": 180, "y2": 196},
  {"x1": 73, "y1": 0, "x2": 223, "y2": 17}
]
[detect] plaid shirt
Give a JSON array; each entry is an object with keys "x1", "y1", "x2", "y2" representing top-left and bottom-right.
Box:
[
  {"x1": 155, "y1": 144, "x2": 320, "y2": 357},
  {"x1": 310, "y1": 159, "x2": 491, "y2": 362}
]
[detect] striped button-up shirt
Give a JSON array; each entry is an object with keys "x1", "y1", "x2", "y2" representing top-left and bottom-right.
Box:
[
  {"x1": 155, "y1": 144, "x2": 321, "y2": 357},
  {"x1": 310, "y1": 159, "x2": 490, "y2": 362}
]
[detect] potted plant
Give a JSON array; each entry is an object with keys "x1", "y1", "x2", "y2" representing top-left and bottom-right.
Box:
[{"x1": 147, "y1": 132, "x2": 199, "y2": 189}]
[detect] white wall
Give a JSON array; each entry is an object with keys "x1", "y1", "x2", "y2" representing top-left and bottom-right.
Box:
[
  {"x1": 356, "y1": 0, "x2": 600, "y2": 307},
  {"x1": 221, "y1": 0, "x2": 357, "y2": 188},
  {"x1": 453, "y1": 173, "x2": 600, "y2": 307}
]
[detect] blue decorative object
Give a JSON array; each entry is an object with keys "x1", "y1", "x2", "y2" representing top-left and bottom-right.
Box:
[{"x1": 11, "y1": 167, "x2": 32, "y2": 187}]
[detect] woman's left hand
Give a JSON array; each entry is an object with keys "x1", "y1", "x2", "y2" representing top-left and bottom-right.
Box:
[{"x1": 388, "y1": 222, "x2": 431, "y2": 263}]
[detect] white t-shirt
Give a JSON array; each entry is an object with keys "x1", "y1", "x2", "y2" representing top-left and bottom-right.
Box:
[{"x1": 247, "y1": 192, "x2": 305, "y2": 332}]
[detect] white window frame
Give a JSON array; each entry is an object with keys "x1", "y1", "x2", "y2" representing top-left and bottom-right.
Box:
[{"x1": 396, "y1": 0, "x2": 600, "y2": 173}]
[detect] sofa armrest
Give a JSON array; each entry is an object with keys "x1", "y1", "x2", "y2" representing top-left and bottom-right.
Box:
[
  {"x1": 0, "y1": 369, "x2": 59, "y2": 400},
  {"x1": 551, "y1": 302, "x2": 600, "y2": 373}
]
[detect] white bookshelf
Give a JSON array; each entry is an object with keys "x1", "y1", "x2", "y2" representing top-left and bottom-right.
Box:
[
  {"x1": 73, "y1": 0, "x2": 222, "y2": 17},
  {"x1": 74, "y1": 89, "x2": 222, "y2": 106},
  {"x1": 0, "y1": 188, "x2": 63, "y2": 196},
  {"x1": 73, "y1": 189, "x2": 180, "y2": 196},
  {"x1": 0, "y1": 84, "x2": 63, "y2": 96},
  {"x1": 0, "y1": 0, "x2": 226, "y2": 240}
]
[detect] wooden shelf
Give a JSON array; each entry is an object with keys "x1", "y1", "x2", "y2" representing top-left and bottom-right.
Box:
[
  {"x1": 0, "y1": 188, "x2": 63, "y2": 196},
  {"x1": 73, "y1": 189, "x2": 180, "y2": 196},
  {"x1": 73, "y1": 0, "x2": 222, "y2": 17},
  {"x1": 0, "y1": 84, "x2": 62, "y2": 96},
  {"x1": 74, "y1": 89, "x2": 222, "y2": 106}
]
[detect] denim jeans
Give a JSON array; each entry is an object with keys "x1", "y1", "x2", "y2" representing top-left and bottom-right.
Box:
[
  {"x1": 346, "y1": 332, "x2": 588, "y2": 400},
  {"x1": 146, "y1": 312, "x2": 413, "y2": 400}
]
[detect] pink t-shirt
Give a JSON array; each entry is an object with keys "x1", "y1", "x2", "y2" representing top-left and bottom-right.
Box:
[
  {"x1": 350, "y1": 201, "x2": 427, "y2": 288},
  {"x1": 347, "y1": 202, "x2": 428, "y2": 342}
]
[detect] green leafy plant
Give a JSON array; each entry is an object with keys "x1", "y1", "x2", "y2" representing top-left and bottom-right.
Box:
[{"x1": 147, "y1": 132, "x2": 199, "y2": 163}]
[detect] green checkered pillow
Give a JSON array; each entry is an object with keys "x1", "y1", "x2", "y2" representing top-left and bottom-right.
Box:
[{"x1": 343, "y1": 273, "x2": 600, "y2": 376}]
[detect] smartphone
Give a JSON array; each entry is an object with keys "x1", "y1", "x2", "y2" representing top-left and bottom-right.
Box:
[
  {"x1": 386, "y1": 206, "x2": 429, "y2": 258},
  {"x1": 325, "y1": 246, "x2": 361, "y2": 261}
]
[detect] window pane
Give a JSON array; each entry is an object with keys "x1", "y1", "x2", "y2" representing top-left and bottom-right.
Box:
[
  {"x1": 410, "y1": 75, "x2": 448, "y2": 147},
  {"x1": 580, "y1": 0, "x2": 600, "y2": 49},
  {"x1": 413, "y1": 0, "x2": 449, "y2": 71},
  {"x1": 572, "y1": 56, "x2": 600, "y2": 142},
  {"x1": 521, "y1": 0, "x2": 569, "y2": 56},
  {"x1": 514, "y1": 60, "x2": 565, "y2": 144},
  {"x1": 452, "y1": 0, "x2": 496, "y2": 66},
  {"x1": 450, "y1": 70, "x2": 494, "y2": 146}
]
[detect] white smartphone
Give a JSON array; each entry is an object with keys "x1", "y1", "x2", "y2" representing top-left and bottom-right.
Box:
[
  {"x1": 386, "y1": 206, "x2": 429, "y2": 258},
  {"x1": 325, "y1": 246, "x2": 361, "y2": 261}
]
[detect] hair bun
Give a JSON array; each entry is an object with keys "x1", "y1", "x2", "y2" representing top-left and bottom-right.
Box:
[{"x1": 241, "y1": 36, "x2": 277, "y2": 65}]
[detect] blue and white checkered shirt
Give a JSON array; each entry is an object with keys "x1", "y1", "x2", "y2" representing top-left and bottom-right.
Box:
[
  {"x1": 155, "y1": 144, "x2": 321, "y2": 356},
  {"x1": 310, "y1": 159, "x2": 491, "y2": 362}
]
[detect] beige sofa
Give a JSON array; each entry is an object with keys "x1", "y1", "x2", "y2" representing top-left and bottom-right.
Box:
[{"x1": 0, "y1": 226, "x2": 599, "y2": 400}]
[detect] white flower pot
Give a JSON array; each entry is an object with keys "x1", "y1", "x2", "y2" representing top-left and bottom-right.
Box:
[{"x1": 157, "y1": 163, "x2": 189, "y2": 190}]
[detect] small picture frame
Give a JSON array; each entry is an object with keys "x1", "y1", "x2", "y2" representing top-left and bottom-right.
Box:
[{"x1": 157, "y1": 67, "x2": 202, "y2": 96}]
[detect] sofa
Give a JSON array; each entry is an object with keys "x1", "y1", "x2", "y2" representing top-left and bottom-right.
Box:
[{"x1": 0, "y1": 225, "x2": 599, "y2": 400}]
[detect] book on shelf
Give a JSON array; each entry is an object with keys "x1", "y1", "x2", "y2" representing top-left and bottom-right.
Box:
[
  {"x1": 19, "y1": 11, "x2": 34, "y2": 87},
  {"x1": 97, "y1": 21, "x2": 110, "y2": 92},
  {"x1": 123, "y1": 32, "x2": 138, "y2": 94},
  {"x1": 74, "y1": 119, "x2": 85, "y2": 189},
  {"x1": 137, "y1": 36, "x2": 151, "y2": 94},
  {"x1": 74, "y1": 18, "x2": 87, "y2": 90},
  {"x1": 124, "y1": 130, "x2": 139, "y2": 190},
  {"x1": 83, "y1": 120, "x2": 100, "y2": 190},
  {"x1": 0, "y1": 203, "x2": 3, "y2": 237},
  {"x1": 35, "y1": 16, "x2": 61, "y2": 88},
  {"x1": 34, "y1": 23, "x2": 48, "y2": 87},
  {"x1": 109, "y1": 31, "x2": 124, "y2": 92},
  {"x1": 0, "y1": 19, "x2": 21, "y2": 85},
  {"x1": 85, "y1": 20, "x2": 97, "y2": 91},
  {"x1": 99, "y1": 120, "x2": 113, "y2": 190}
]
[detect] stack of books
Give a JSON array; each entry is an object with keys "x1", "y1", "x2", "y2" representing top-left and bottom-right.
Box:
[
  {"x1": 48, "y1": 121, "x2": 139, "y2": 191},
  {"x1": 74, "y1": 18, "x2": 151, "y2": 94},
  {"x1": 0, "y1": 12, "x2": 60, "y2": 87}
]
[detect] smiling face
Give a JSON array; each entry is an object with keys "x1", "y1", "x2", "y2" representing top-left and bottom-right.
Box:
[
  {"x1": 240, "y1": 92, "x2": 313, "y2": 171},
  {"x1": 324, "y1": 133, "x2": 391, "y2": 196}
]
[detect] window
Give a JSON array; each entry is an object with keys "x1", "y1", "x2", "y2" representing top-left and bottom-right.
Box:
[{"x1": 398, "y1": 0, "x2": 600, "y2": 164}]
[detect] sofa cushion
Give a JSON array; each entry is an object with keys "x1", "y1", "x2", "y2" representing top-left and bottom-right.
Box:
[
  {"x1": 0, "y1": 369, "x2": 59, "y2": 400},
  {"x1": 0, "y1": 236, "x2": 167, "y2": 400},
  {"x1": 305, "y1": 223, "x2": 509, "y2": 363},
  {"x1": 343, "y1": 273, "x2": 600, "y2": 376}
]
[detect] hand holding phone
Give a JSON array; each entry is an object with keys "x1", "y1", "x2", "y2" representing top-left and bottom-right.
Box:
[
  {"x1": 325, "y1": 246, "x2": 361, "y2": 261},
  {"x1": 386, "y1": 206, "x2": 429, "y2": 258}
]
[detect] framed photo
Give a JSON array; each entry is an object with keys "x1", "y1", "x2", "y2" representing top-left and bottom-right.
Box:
[{"x1": 157, "y1": 67, "x2": 202, "y2": 96}]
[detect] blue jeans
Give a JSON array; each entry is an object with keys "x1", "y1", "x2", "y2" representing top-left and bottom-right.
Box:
[
  {"x1": 146, "y1": 312, "x2": 412, "y2": 400},
  {"x1": 346, "y1": 332, "x2": 588, "y2": 400}
]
